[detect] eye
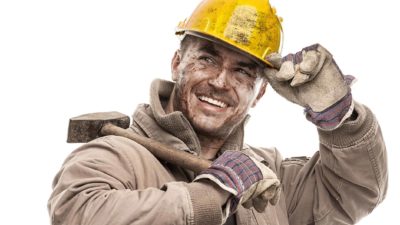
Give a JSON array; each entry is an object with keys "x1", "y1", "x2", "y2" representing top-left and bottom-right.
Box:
[
  {"x1": 198, "y1": 56, "x2": 215, "y2": 64},
  {"x1": 236, "y1": 68, "x2": 255, "y2": 78}
]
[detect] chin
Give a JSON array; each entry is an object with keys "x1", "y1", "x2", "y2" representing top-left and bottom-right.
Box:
[{"x1": 191, "y1": 118, "x2": 232, "y2": 137}]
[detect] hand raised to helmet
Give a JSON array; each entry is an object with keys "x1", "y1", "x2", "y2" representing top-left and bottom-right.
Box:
[{"x1": 264, "y1": 44, "x2": 355, "y2": 129}]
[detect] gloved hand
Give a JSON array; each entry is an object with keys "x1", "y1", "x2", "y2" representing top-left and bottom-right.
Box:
[
  {"x1": 265, "y1": 44, "x2": 355, "y2": 130},
  {"x1": 194, "y1": 151, "x2": 281, "y2": 217}
]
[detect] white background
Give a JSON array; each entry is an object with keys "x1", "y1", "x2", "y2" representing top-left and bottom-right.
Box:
[{"x1": 0, "y1": 0, "x2": 398, "y2": 224}]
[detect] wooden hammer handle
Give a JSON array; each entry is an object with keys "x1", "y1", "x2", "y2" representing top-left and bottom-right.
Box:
[{"x1": 101, "y1": 123, "x2": 211, "y2": 173}]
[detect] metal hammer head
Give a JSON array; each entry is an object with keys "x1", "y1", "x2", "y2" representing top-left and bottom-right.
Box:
[{"x1": 67, "y1": 111, "x2": 130, "y2": 143}]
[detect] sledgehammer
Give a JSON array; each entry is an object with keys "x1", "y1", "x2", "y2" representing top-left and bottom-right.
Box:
[{"x1": 67, "y1": 111, "x2": 211, "y2": 173}]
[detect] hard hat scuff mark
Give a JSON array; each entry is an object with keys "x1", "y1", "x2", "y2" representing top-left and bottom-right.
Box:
[{"x1": 224, "y1": 6, "x2": 257, "y2": 45}]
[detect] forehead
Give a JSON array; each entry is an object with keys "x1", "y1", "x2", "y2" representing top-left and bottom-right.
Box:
[{"x1": 183, "y1": 36, "x2": 264, "y2": 67}]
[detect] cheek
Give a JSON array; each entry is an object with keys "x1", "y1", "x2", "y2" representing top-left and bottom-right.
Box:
[
  {"x1": 174, "y1": 72, "x2": 190, "y2": 105},
  {"x1": 231, "y1": 74, "x2": 257, "y2": 91},
  {"x1": 176, "y1": 64, "x2": 217, "y2": 100},
  {"x1": 235, "y1": 84, "x2": 259, "y2": 110},
  {"x1": 178, "y1": 61, "x2": 209, "y2": 81},
  {"x1": 175, "y1": 71, "x2": 201, "y2": 112}
]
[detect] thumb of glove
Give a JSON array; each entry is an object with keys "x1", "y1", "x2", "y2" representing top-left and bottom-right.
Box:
[
  {"x1": 263, "y1": 53, "x2": 303, "y2": 106},
  {"x1": 242, "y1": 184, "x2": 281, "y2": 213},
  {"x1": 266, "y1": 52, "x2": 283, "y2": 69},
  {"x1": 264, "y1": 184, "x2": 281, "y2": 206}
]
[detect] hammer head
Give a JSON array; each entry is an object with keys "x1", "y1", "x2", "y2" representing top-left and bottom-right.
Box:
[{"x1": 67, "y1": 111, "x2": 130, "y2": 143}]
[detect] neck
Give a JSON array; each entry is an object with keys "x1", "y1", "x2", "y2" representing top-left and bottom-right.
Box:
[{"x1": 197, "y1": 134, "x2": 226, "y2": 160}]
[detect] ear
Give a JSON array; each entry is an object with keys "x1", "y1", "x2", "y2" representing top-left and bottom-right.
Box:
[
  {"x1": 171, "y1": 50, "x2": 181, "y2": 81},
  {"x1": 251, "y1": 79, "x2": 268, "y2": 107}
]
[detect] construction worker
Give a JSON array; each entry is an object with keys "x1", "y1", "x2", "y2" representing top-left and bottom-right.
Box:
[{"x1": 48, "y1": 0, "x2": 387, "y2": 224}]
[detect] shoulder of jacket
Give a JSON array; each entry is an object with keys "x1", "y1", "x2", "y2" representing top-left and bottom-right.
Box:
[{"x1": 89, "y1": 135, "x2": 153, "y2": 158}]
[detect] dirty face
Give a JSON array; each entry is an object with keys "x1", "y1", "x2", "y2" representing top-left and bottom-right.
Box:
[{"x1": 171, "y1": 36, "x2": 267, "y2": 138}]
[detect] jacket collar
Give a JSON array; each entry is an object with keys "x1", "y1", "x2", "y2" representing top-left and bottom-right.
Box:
[{"x1": 131, "y1": 79, "x2": 248, "y2": 155}]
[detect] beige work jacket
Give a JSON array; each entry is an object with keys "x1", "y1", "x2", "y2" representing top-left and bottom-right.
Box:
[{"x1": 48, "y1": 79, "x2": 387, "y2": 225}]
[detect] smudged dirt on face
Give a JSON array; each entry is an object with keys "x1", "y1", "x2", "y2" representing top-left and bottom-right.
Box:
[{"x1": 171, "y1": 36, "x2": 266, "y2": 139}]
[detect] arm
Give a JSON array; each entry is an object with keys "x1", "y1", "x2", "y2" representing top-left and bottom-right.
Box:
[
  {"x1": 265, "y1": 44, "x2": 388, "y2": 224},
  {"x1": 48, "y1": 136, "x2": 224, "y2": 225},
  {"x1": 281, "y1": 102, "x2": 387, "y2": 224}
]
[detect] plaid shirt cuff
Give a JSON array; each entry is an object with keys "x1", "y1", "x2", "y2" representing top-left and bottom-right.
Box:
[{"x1": 305, "y1": 92, "x2": 354, "y2": 130}]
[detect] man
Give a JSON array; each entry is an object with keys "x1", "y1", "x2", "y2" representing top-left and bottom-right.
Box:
[{"x1": 48, "y1": 0, "x2": 387, "y2": 224}]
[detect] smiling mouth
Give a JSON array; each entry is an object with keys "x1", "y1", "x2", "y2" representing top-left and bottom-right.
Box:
[{"x1": 198, "y1": 95, "x2": 228, "y2": 108}]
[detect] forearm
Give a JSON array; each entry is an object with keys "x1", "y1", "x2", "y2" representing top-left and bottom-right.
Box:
[
  {"x1": 49, "y1": 182, "x2": 194, "y2": 225},
  {"x1": 48, "y1": 136, "x2": 229, "y2": 225},
  {"x1": 282, "y1": 102, "x2": 388, "y2": 224},
  {"x1": 316, "y1": 101, "x2": 388, "y2": 222},
  {"x1": 49, "y1": 173, "x2": 229, "y2": 225}
]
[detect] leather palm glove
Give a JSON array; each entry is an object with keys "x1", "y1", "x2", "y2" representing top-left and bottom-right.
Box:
[
  {"x1": 194, "y1": 151, "x2": 281, "y2": 219},
  {"x1": 265, "y1": 44, "x2": 355, "y2": 130}
]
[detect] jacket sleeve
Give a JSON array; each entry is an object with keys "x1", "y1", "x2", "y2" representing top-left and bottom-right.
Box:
[
  {"x1": 280, "y1": 102, "x2": 388, "y2": 225},
  {"x1": 48, "y1": 136, "x2": 223, "y2": 225}
]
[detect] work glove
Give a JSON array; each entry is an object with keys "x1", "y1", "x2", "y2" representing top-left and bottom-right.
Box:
[
  {"x1": 265, "y1": 44, "x2": 355, "y2": 130},
  {"x1": 194, "y1": 150, "x2": 281, "y2": 218}
]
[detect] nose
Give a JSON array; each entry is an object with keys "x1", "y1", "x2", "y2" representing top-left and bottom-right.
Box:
[{"x1": 208, "y1": 69, "x2": 230, "y2": 90}]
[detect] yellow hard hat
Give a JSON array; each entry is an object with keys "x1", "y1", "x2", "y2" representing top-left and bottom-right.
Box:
[{"x1": 176, "y1": 0, "x2": 283, "y2": 67}]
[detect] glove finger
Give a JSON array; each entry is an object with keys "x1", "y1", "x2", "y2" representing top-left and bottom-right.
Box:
[
  {"x1": 276, "y1": 61, "x2": 295, "y2": 81},
  {"x1": 293, "y1": 49, "x2": 326, "y2": 87},
  {"x1": 302, "y1": 43, "x2": 320, "y2": 52},
  {"x1": 252, "y1": 197, "x2": 268, "y2": 213},
  {"x1": 302, "y1": 50, "x2": 326, "y2": 79},
  {"x1": 282, "y1": 52, "x2": 303, "y2": 64},
  {"x1": 264, "y1": 67, "x2": 304, "y2": 106},
  {"x1": 264, "y1": 52, "x2": 311, "y2": 107},
  {"x1": 299, "y1": 50, "x2": 320, "y2": 75},
  {"x1": 292, "y1": 48, "x2": 329, "y2": 87},
  {"x1": 265, "y1": 52, "x2": 283, "y2": 69},
  {"x1": 290, "y1": 70, "x2": 310, "y2": 87},
  {"x1": 264, "y1": 67, "x2": 289, "y2": 91},
  {"x1": 284, "y1": 43, "x2": 319, "y2": 67},
  {"x1": 262, "y1": 185, "x2": 282, "y2": 205}
]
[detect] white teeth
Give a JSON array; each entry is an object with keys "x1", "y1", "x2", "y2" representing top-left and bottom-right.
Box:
[{"x1": 198, "y1": 96, "x2": 227, "y2": 108}]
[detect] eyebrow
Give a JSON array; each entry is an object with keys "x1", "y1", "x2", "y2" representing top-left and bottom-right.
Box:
[
  {"x1": 237, "y1": 61, "x2": 258, "y2": 70},
  {"x1": 199, "y1": 43, "x2": 220, "y2": 57}
]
